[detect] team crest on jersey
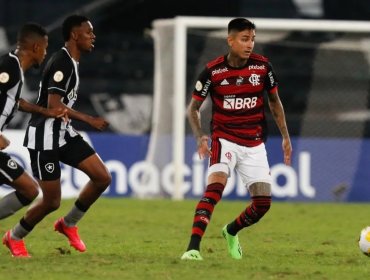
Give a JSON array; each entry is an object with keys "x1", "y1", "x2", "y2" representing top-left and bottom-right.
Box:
[
  {"x1": 249, "y1": 74, "x2": 260, "y2": 86},
  {"x1": 7, "y1": 159, "x2": 17, "y2": 169},
  {"x1": 195, "y1": 81, "x2": 203, "y2": 91},
  {"x1": 45, "y1": 163, "x2": 54, "y2": 173},
  {"x1": 0, "y1": 72, "x2": 9, "y2": 83},
  {"x1": 53, "y1": 71, "x2": 64, "y2": 82}
]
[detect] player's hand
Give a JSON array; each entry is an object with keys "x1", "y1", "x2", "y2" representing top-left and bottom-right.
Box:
[
  {"x1": 46, "y1": 108, "x2": 69, "y2": 122},
  {"x1": 282, "y1": 137, "x2": 292, "y2": 165},
  {"x1": 197, "y1": 135, "x2": 211, "y2": 159},
  {"x1": 0, "y1": 134, "x2": 10, "y2": 150},
  {"x1": 89, "y1": 116, "x2": 109, "y2": 131}
]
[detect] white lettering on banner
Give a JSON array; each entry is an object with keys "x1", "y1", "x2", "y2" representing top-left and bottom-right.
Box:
[
  {"x1": 271, "y1": 151, "x2": 315, "y2": 198},
  {"x1": 0, "y1": 153, "x2": 315, "y2": 199},
  {"x1": 270, "y1": 164, "x2": 298, "y2": 197},
  {"x1": 105, "y1": 160, "x2": 127, "y2": 194},
  {"x1": 162, "y1": 163, "x2": 191, "y2": 195},
  {"x1": 192, "y1": 153, "x2": 205, "y2": 196},
  {"x1": 299, "y1": 152, "x2": 315, "y2": 197},
  {"x1": 129, "y1": 161, "x2": 159, "y2": 197},
  {"x1": 0, "y1": 130, "x2": 315, "y2": 199}
]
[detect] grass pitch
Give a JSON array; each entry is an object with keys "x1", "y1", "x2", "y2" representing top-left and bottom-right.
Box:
[{"x1": 0, "y1": 198, "x2": 369, "y2": 280}]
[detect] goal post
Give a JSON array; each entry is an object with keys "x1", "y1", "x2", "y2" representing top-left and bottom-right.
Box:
[{"x1": 148, "y1": 16, "x2": 370, "y2": 200}]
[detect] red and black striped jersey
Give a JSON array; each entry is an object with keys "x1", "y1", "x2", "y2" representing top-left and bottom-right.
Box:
[{"x1": 192, "y1": 53, "x2": 278, "y2": 147}]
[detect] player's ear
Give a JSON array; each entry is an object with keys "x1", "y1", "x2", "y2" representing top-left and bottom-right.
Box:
[
  {"x1": 71, "y1": 28, "x2": 79, "y2": 41},
  {"x1": 227, "y1": 35, "x2": 233, "y2": 47},
  {"x1": 32, "y1": 42, "x2": 40, "y2": 53}
]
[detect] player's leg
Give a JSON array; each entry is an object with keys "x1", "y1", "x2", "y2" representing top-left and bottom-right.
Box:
[
  {"x1": 223, "y1": 182, "x2": 271, "y2": 260},
  {"x1": 181, "y1": 170, "x2": 228, "y2": 261},
  {"x1": 54, "y1": 136, "x2": 111, "y2": 252},
  {"x1": 181, "y1": 138, "x2": 235, "y2": 260},
  {"x1": 227, "y1": 182, "x2": 271, "y2": 235},
  {"x1": 223, "y1": 143, "x2": 272, "y2": 259},
  {"x1": 61, "y1": 136, "x2": 111, "y2": 213},
  {"x1": 3, "y1": 150, "x2": 61, "y2": 257},
  {"x1": 73, "y1": 153, "x2": 111, "y2": 209},
  {"x1": 0, "y1": 152, "x2": 39, "y2": 220}
]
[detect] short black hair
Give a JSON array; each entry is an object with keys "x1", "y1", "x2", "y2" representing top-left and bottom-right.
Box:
[
  {"x1": 228, "y1": 18, "x2": 256, "y2": 34},
  {"x1": 62, "y1": 14, "x2": 89, "y2": 41},
  {"x1": 17, "y1": 22, "x2": 47, "y2": 43}
]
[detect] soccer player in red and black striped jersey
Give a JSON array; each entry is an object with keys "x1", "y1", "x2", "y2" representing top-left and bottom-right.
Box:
[{"x1": 181, "y1": 18, "x2": 292, "y2": 260}]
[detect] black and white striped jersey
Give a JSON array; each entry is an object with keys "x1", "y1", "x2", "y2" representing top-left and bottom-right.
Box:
[
  {"x1": 0, "y1": 52, "x2": 23, "y2": 132},
  {"x1": 23, "y1": 47, "x2": 79, "y2": 151}
]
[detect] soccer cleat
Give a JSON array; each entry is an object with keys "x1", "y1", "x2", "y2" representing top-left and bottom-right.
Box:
[
  {"x1": 181, "y1": 249, "x2": 203, "y2": 260},
  {"x1": 222, "y1": 225, "x2": 242, "y2": 260},
  {"x1": 2, "y1": 230, "x2": 30, "y2": 258},
  {"x1": 54, "y1": 217, "x2": 86, "y2": 252}
]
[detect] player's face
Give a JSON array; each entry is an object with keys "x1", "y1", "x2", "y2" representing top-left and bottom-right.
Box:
[
  {"x1": 75, "y1": 21, "x2": 96, "y2": 52},
  {"x1": 228, "y1": 29, "x2": 255, "y2": 60},
  {"x1": 33, "y1": 35, "x2": 48, "y2": 68}
]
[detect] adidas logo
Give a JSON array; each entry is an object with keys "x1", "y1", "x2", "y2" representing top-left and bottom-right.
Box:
[{"x1": 220, "y1": 79, "x2": 229, "y2": 85}]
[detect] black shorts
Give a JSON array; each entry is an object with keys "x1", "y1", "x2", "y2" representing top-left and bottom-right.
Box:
[
  {"x1": 0, "y1": 151, "x2": 24, "y2": 185},
  {"x1": 28, "y1": 135, "x2": 96, "y2": 181}
]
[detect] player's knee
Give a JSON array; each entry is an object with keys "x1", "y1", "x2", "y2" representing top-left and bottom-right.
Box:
[
  {"x1": 100, "y1": 171, "x2": 112, "y2": 188},
  {"x1": 44, "y1": 199, "x2": 61, "y2": 213},
  {"x1": 28, "y1": 187, "x2": 40, "y2": 201},
  {"x1": 15, "y1": 188, "x2": 39, "y2": 206},
  {"x1": 93, "y1": 171, "x2": 112, "y2": 191},
  {"x1": 30, "y1": 179, "x2": 40, "y2": 196},
  {"x1": 208, "y1": 163, "x2": 229, "y2": 177}
]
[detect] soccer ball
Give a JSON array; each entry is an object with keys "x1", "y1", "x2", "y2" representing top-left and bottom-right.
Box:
[{"x1": 358, "y1": 226, "x2": 370, "y2": 256}]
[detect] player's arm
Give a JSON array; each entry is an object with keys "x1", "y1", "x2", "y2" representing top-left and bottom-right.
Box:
[
  {"x1": 187, "y1": 97, "x2": 210, "y2": 159},
  {"x1": 187, "y1": 68, "x2": 212, "y2": 159},
  {"x1": 18, "y1": 98, "x2": 67, "y2": 119},
  {"x1": 0, "y1": 133, "x2": 10, "y2": 150},
  {"x1": 48, "y1": 93, "x2": 109, "y2": 131},
  {"x1": 267, "y1": 90, "x2": 292, "y2": 165}
]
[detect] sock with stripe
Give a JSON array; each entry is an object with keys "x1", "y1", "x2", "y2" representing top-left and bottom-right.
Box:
[
  {"x1": 227, "y1": 196, "x2": 272, "y2": 236},
  {"x1": 186, "y1": 182, "x2": 225, "y2": 251}
]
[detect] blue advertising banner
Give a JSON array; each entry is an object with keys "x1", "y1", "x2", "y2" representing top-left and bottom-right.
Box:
[{"x1": 1, "y1": 130, "x2": 369, "y2": 202}]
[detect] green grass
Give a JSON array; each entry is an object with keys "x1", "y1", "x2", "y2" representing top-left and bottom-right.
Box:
[{"x1": 0, "y1": 198, "x2": 369, "y2": 280}]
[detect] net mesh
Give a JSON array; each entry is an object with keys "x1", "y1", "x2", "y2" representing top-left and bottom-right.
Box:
[{"x1": 184, "y1": 29, "x2": 370, "y2": 138}]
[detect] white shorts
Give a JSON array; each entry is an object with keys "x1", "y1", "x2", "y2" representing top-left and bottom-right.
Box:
[{"x1": 208, "y1": 138, "x2": 272, "y2": 188}]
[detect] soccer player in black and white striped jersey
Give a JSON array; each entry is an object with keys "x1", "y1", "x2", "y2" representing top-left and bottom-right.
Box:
[
  {"x1": 3, "y1": 15, "x2": 112, "y2": 257},
  {"x1": 0, "y1": 23, "x2": 68, "y2": 257}
]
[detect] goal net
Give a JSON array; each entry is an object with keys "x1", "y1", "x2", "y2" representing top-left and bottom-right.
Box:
[{"x1": 147, "y1": 16, "x2": 370, "y2": 200}]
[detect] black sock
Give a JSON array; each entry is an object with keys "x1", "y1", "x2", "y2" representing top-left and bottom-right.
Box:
[{"x1": 187, "y1": 234, "x2": 201, "y2": 251}]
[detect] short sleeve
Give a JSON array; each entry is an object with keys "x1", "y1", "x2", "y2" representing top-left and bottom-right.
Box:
[
  {"x1": 192, "y1": 67, "x2": 212, "y2": 101},
  {"x1": 47, "y1": 55, "x2": 73, "y2": 96},
  {"x1": 0, "y1": 58, "x2": 20, "y2": 93},
  {"x1": 265, "y1": 62, "x2": 278, "y2": 93}
]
